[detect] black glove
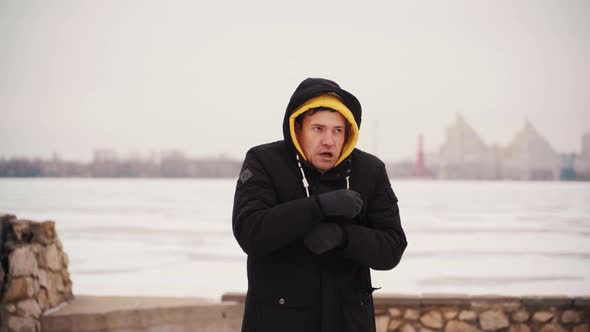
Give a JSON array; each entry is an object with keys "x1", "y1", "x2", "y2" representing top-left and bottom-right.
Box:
[
  {"x1": 304, "y1": 223, "x2": 346, "y2": 255},
  {"x1": 317, "y1": 189, "x2": 362, "y2": 218}
]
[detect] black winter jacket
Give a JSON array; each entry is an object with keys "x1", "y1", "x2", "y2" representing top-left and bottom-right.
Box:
[{"x1": 232, "y1": 78, "x2": 407, "y2": 332}]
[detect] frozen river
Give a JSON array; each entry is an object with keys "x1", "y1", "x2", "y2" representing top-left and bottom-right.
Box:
[{"x1": 1, "y1": 178, "x2": 589, "y2": 299}]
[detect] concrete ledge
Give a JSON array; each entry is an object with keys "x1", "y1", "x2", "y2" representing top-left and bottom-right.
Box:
[{"x1": 41, "y1": 296, "x2": 244, "y2": 332}]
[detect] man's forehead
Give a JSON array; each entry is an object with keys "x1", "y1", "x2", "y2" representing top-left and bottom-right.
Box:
[{"x1": 304, "y1": 110, "x2": 346, "y2": 126}]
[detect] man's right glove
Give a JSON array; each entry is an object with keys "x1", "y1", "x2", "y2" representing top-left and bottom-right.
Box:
[{"x1": 316, "y1": 189, "x2": 362, "y2": 218}]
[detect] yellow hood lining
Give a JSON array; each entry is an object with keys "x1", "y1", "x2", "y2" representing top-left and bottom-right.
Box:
[{"x1": 289, "y1": 94, "x2": 359, "y2": 167}]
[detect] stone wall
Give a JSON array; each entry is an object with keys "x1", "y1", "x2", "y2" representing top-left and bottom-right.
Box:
[
  {"x1": 1, "y1": 214, "x2": 73, "y2": 332},
  {"x1": 222, "y1": 293, "x2": 589, "y2": 332}
]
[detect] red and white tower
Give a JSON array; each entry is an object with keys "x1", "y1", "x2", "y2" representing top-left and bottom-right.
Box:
[{"x1": 414, "y1": 134, "x2": 427, "y2": 177}]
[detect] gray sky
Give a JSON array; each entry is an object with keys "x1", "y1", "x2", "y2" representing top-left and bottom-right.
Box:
[{"x1": 1, "y1": 0, "x2": 589, "y2": 162}]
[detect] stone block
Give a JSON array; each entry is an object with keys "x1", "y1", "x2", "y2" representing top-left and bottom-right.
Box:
[
  {"x1": 389, "y1": 308, "x2": 402, "y2": 317},
  {"x1": 512, "y1": 310, "x2": 530, "y2": 323},
  {"x1": 508, "y1": 324, "x2": 531, "y2": 332},
  {"x1": 37, "y1": 289, "x2": 49, "y2": 312},
  {"x1": 32, "y1": 221, "x2": 55, "y2": 245},
  {"x1": 533, "y1": 312, "x2": 555, "y2": 323},
  {"x1": 6, "y1": 303, "x2": 16, "y2": 313},
  {"x1": 401, "y1": 323, "x2": 417, "y2": 332},
  {"x1": 17, "y1": 299, "x2": 42, "y2": 318},
  {"x1": 561, "y1": 310, "x2": 581, "y2": 324},
  {"x1": 420, "y1": 329, "x2": 436, "y2": 332},
  {"x1": 376, "y1": 315, "x2": 390, "y2": 332},
  {"x1": 405, "y1": 309, "x2": 420, "y2": 320},
  {"x1": 7, "y1": 315, "x2": 37, "y2": 332},
  {"x1": 444, "y1": 309, "x2": 459, "y2": 320},
  {"x1": 421, "y1": 310, "x2": 444, "y2": 329},
  {"x1": 62, "y1": 251, "x2": 69, "y2": 267},
  {"x1": 539, "y1": 324, "x2": 567, "y2": 332},
  {"x1": 459, "y1": 310, "x2": 477, "y2": 321},
  {"x1": 445, "y1": 320, "x2": 481, "y2": 332},
  {"x1": 47, "y1": 272, "x2": 65, "y2": 308},
  {"x1": 10, "y1": 219, "x2": 36, "y2": 244},
  {"x1": 9, "y1": 246, "x2": 39, "y2": 277},
  {"x1": 3, "y1": 277, "x2": 34, "y2": 302},
  {"x1": 388, "y1": 319, "x2": 403, "y2": 331},
  {"x1": 38, "y1": 244, "x2": 62, "y2": 271},
  {"x1": 573, "y1": 324, "x2": 589, "y2": 332},
  {"x1": 38, "y1": 269, "x2": 48, "y2": 289},
  {"x1": 33, "y1": 278, "x2": 40, "y2": 294},
  {"x1": 480, "y1": 310, "x2": 510, "y2": 331}
]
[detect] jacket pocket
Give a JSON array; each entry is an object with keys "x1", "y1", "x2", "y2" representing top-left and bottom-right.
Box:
[{"x1": 252, "y1": 292, "x2": 318, "y2": 332}]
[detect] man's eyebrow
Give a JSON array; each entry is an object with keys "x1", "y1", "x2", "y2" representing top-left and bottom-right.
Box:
[{"x1": 310, "y1": 123, "x2": 345, "y2": 128}]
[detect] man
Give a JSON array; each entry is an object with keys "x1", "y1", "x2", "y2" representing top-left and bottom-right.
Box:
[{"x1": 232, "y1": 78, "x2": 407, "y2": 332}]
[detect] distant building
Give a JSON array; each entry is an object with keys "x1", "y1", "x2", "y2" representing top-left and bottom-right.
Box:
[
  {"x1": 573, "y1": 132, "x2": 590, "y2": 180},
  {"x1": 438, "y1": 115, "x2": 497, "y2": 179},
  {"x1": 502, "y1": 121, "x2": 560, "y2": 180}
]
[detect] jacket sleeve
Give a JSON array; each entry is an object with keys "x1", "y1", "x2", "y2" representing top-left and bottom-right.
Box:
[
  {"x1": 341, "y1": 162, "x2": 407, "y2": 270},
  {"x1": 232, "y1": 148, "x2": 323, "y2": 257}
]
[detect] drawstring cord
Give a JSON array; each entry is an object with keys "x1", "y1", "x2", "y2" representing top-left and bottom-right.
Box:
[
  {"x1": 296, "y1": 154, "x2": 310, "y2": 198},
  {"x1": 296, "y1": 153, "x2": 350, "y2": 198}
]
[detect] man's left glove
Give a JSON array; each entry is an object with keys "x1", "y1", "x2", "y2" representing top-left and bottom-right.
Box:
[{"x1": 303, "y1": 223, "x2": 346, "y2": 255}]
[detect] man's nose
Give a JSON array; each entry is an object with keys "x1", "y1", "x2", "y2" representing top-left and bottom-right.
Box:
[{"x1": 321, "y1": 132, "x2": 335, "y2": 146}]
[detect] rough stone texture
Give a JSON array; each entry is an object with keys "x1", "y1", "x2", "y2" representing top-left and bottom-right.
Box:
[
  {"x1": 534, "y1": 312, "x2": 555, "y2": 323},
  {"x1": 444, "y1": 309, "x2": 459, "y2": 320},
  {"x1": 376, "y1": 315, "x2": 389, "y2": 332},
  {"x1": 421, "y1": 310, "x2": 444, "y2": 329},
  {"x1": 38, "y1": 244, "x2": 62, "y2": 271},
  {"x1": 3, "y1": 277, "x2": 34, "y2": 302},
  {"x1": 480, "y1": 309, "x2": 510, "y2": 331},
  {"x1": 9, "y1": 220, "x2": 33, "y2": 243},
  {"x1": 561, "y1": 310, "x2": 581, "y2": 324},
  {"x1": 405, "y1": 309, "x2": 420, "y2": 320},
  {"x1": 17, "y1": 299, "x2": 42, "y2": 318},
  {"x1": 7, "y1": 315, "x2": 37, "y2": 332},
  {"x1": 6, "y1": 304, "x2": 16, "y2": 313},
  {"x1": 32, "y1": 221, "x2": 55, "y2": 245},
  {"x1": 46, "y1": 282, "x2": 65, "y2": 308},
  {"x1": 388, "y1": 319, "x2": 403, "y2": 331},
  {"x1": 459, "y1": 310, "x2": 477, "y2": 321},
  {"x1": 389, "y1": 308, "x2": 402, "y2": 318},
  {"x1": 37, "y1": 289, "x2": 49, "y2": 312},
  {"x1": 573, "y1": 324, "x2": 589, "y2": 332},
  {"x1": 420, "y1": 328, "x2": 436, "y2": 332},
  {"x1": 445, "y1": 320, "x2": 481, "y2": 332},
  {"x1": 38, "y1": 269, "x2": 48, "y2": 289},
  {"x1": 62, "y1": 251, "x2": 69, "y2": 267},
  {"x1": 401, "y1": 323, "x2": 417, "y2": 332},
  {"x1": 513, "y1": 310, "x2": 530, "y2": 323},
  {"x1": 1, "y1": 216, "x2": 74, "y2": 332},
  {"x1": 539, "y1": 324, "x2": 567, "y2": 332},
  {"x1": 8, "y1": 247, "x2": 39, "y2": 277},
  {"x1": 508, "y1": 324, "x2": 531, "y2": 332}
]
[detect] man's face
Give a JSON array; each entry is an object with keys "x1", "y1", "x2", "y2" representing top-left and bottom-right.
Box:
[{"x1": 296, "y1": 110, "x2": 347, "y2": 172}]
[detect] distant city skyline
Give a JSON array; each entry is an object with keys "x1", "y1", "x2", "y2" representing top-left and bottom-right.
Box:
[
  {"x1": 1, "y1": 114, "x2": 587, "y2": 163},
  {"x1": 1, "y1": 1, "x2": 589, "y2": 162}
]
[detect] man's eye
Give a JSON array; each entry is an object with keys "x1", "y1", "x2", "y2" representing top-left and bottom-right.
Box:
[
  {"x1": 334, "y1": 128, "x2": 343, "y2": 134},
  {"x1": 312, "y1": 127, "x2": 322, "y2": 132}
]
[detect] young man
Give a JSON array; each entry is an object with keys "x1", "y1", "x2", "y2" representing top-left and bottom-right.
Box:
[{"x1": 232, "y1": 78, "x2": 407, "y2": 332}]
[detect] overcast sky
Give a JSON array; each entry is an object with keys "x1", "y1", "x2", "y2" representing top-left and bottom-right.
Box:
[{"x1": 1, "y1": 0, "x2": 589, "y2": 162}]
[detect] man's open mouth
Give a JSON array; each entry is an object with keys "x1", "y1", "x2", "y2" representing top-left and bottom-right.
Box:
[{"x1": 319, "y1": 152, "x2": 334, "y2": 158}]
